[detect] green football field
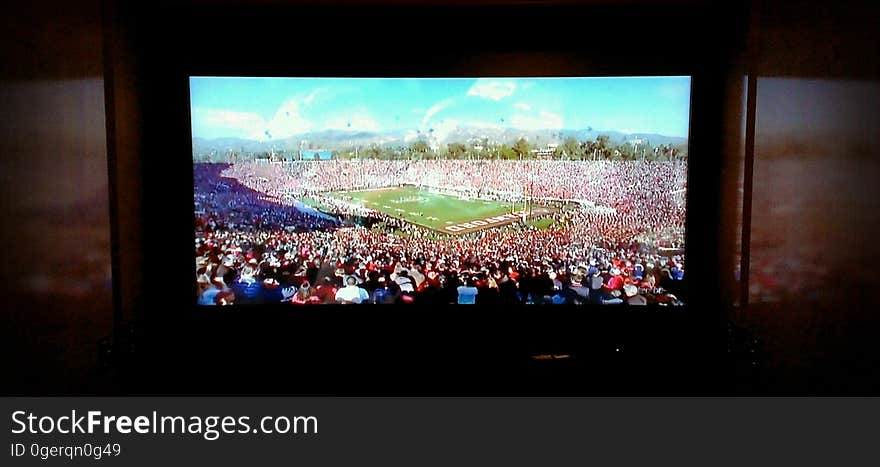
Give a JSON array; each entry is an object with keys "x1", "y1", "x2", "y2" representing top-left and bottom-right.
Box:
[
  {"x1": 327, "y1": 186, "x2": 520, "y2": 232},
  {"x1": 303, "y1": 185, "x2": 560, "y2": 234}
]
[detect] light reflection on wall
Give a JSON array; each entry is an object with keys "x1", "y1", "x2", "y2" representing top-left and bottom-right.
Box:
[
  {"x1": 0, "y1": 78, "x2": 112, "y2": 393},
  {"x1": 750, "y1": 78, "x2": 880, "y2": 304},
  {"x1": 0, "y1": 78, "x2": 111, "y2": 296}
]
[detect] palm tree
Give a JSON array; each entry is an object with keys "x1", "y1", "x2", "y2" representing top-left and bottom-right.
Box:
[{"x1": 596, "y1": 135, "x2": 610, "y2": 160}]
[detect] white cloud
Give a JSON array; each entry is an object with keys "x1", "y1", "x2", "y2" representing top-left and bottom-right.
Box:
[
  {"x1": 303, "y1": 88, "x2": 322, "y2": 105},
  {"x1": 428, "y1": 118, "x2": 459, "y2": 142},
  {"x1": 257, "y1": 99, "x2": 313, "y2": 140},
  {"x1": 467, "y1": 79, "x2": 516, "y2": 101},
  {"x1": 403, "y1": 130, "x2": 421, "y2": 142},
  {"x1": 422, "y1": 98, "x2": 454, "y2": 127},
  {"x1": 515, "y1": 102, "x2": 531, "y2": 111},
  {"x1": 197, "y1": 108, "x2": 265, "y2": 133},
  {"x1": 196, "y1": 97, "x2": 315, "y2": 141},
  {"x1": 511, "y1": 110, "x2": 563, "y2": 130}
]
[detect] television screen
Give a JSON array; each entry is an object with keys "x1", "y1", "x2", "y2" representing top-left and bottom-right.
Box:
[{"x1": 191, "y1": 76, "x2": 690, "y2": 306}]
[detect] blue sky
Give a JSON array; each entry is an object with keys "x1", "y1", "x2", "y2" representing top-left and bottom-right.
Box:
[{"x1": 190, "y1": 76, "x2": 691, "y2": 141}]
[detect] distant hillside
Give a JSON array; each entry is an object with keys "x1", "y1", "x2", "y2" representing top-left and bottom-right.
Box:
[{"x1": 193, "y1": 126, "x2": 687, "y2": 156}]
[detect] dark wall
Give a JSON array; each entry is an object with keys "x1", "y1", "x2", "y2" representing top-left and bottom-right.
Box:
[
  {"x1": 3, "y1": 0, "x2": 879, "y2": 394},
  {"x1": 736, "y1": 0, "x2": 880, "y2": 393},
  {"x1": 111, "y1": 0, "x2": 741, "y2": 394},
  {"x1": 1, "y1": 0, "x2": 114, "y2": 393}
]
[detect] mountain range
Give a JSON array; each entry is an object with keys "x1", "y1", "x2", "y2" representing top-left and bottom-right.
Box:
[{"x1": 193, "y1": 127, "x2": 688, "y2": 155}]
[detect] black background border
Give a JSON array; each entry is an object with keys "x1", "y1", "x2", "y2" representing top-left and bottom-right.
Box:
[{"x1": 109, "y1": 1, "x2": 748, "y2": 395}]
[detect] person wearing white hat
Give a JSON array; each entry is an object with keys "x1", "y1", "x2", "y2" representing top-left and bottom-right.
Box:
[
  {"x1": 624, "y1": 284, "x2": 647, "y2": 305},
  {"x1": 232, "y1": 264, "x2": 262, "y2": 303},
  {"x1": 335, "y1": 276, "x2": 368, "y2": 304},
  {"x1": 548, "y1": 271, "x2": 562, "y2": 292}
]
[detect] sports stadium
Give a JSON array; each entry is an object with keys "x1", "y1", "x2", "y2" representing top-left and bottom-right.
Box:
[{"x1": 192, "y1": 77, "x2": 689, "y2": 306}]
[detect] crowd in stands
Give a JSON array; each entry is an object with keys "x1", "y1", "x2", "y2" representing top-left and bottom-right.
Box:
[
  {"x1": 194, "y1": 160, "x2": 686, "y2": 306},
  {"x1": 221, "y1": 159, "x2": 686, "y2": 207}
]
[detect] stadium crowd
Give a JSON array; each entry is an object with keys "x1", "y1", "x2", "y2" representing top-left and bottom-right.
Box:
[{"x1": 194, "y1": 160, "x2": 686, "y2": 306}]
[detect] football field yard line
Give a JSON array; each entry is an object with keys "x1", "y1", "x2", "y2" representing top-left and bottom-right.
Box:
[{"x1": 327, "y1": 186, "x2": 558, "y2": 235}]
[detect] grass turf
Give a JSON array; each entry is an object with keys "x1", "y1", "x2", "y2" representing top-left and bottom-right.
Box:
[
  {"x1": 526, "y1": 217, "x2": 557, "y2": 230},
  {"x1": 327, "y1": 186, "x2": 516, "y2": 231}
]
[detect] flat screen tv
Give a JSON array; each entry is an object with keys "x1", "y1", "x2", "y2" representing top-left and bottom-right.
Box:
[
  {"x1": 106, "y1": 0, "x2": 741, "y2": 393},
  {"x1": 191, "y1": 76, "x2": 691, "y2": 307}
]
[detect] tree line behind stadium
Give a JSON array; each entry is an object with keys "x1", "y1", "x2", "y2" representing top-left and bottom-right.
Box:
[{"x1": 193, "y1": 134, "x2": 688, "y2": 163}]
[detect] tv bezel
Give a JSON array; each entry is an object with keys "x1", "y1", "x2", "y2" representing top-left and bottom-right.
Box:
[{"x1": 107, "y1": 1, "x2": 745, "y2": 394}]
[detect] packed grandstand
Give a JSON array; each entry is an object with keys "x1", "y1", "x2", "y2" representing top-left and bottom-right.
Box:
[{"x1": 194, "y1": 159, "x2": 687, "y2": 306}]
